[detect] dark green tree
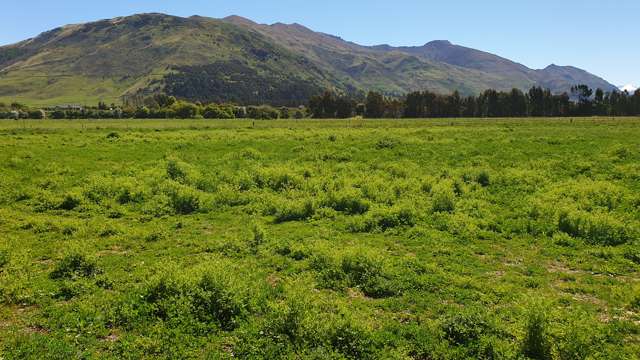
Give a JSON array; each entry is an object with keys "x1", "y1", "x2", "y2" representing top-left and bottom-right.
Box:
[{"x1": 365, "y1": 91, "x2": 386, "y2": 118}]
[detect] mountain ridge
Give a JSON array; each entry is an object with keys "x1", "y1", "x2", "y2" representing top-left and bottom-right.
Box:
[{"x1": 0, "y1": 13, "x2": 618, "y2": 106}]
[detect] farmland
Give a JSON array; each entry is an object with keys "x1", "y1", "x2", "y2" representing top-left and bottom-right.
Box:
[{"x1": 0, "y1": 118, "x2": 639, "y2": 359}]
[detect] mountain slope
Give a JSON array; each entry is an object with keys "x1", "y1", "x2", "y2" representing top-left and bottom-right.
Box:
[
  {"x1": 387, "y1": 40, "x2": 616, "y2": 93},
  {"x1": 533, "y1": 64, "x2": 617, "y2": 94},
  {"x1": 0, "y1": 13, "x2": 618, "y2": 106},
  {"x1": 222, "y1": 17, "x2": 534, "y2": 95},
  {"x1": 0, "y1": 14, "x2": 337, "y2": 106}
]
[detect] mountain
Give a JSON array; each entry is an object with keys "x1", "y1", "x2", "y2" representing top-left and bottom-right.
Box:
[
  {"x1": 377, "y1": 41, "x2": 616, "y2": 93},
  {"x1": 0, "y1": 13, "x2": 618, "y2": 106}
]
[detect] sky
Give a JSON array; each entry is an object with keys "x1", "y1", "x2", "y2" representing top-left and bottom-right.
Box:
[{"x1": 1, "y1": 0, "x2": 638, "y2": 89}]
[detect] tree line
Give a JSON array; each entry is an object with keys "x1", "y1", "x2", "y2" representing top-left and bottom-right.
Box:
[
  {"x1": 0, "y1": 95, "x2": 305, "y2": 120},
  {"x1": 2, "y1": 85, "x2": 639, "y2": 120},
  {"x1": 308, "y1": 85, "x2": 640, "y2": 118}
]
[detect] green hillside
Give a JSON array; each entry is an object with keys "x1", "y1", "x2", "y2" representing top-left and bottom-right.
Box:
[{"x1": 0, "y1": 14, "x2": 337, "y2": 106}]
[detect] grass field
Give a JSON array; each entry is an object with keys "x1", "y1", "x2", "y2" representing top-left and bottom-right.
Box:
[{"x1": 0, "y1": 118, "x2": 639, "y2": 359}]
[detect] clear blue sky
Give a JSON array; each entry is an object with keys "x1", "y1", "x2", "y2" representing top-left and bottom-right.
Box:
[{"x1": 1, "y1": 0, "x2": 638, "y2": 87}]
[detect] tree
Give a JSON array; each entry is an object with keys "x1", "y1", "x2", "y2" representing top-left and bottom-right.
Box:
[
  {"x1": 280, "y1": 107, "x2": 290, "y2": 119},
  {"x1": 10, "y1": 102, "x2": 26, "y2": 110},
  {"x1": 571, "y1": 85, "x2": 593, "y2": 116},
  {"x1": 335, "y1": 97, "x2": 354, "y2": 118},
  {"x1": 173, "y1": 102, "x2": 198, "y2": 118},
  {"x1": 154, "y1": 94, "x2": 177, "y2": 108},
  {"x1": 508, "y1": 89, "x2": 527, "y2": 117},
  {"x1": 593, "y1": 88, "x2": 605, "y2": 115},
  {"x1": 528, "y1": 87, "x2": 545, "y2": 117},
  {"x1": 203, "y1": 104, "x2": 234, "y2": 119},
  {"x1": 135, "y1": 106, "x2": 151, "y2": 119},
  {"x1": 309, "y1": 91, "x2": 335, "y2": 118},
  {"x1": 404, "y1": 91, "x2": 425, "y2": 118},
  {"x1": 365, "y1": 91, "x2": 386, "y2": 118}
]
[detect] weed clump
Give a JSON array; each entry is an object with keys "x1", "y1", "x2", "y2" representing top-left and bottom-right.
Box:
[
  {"x1": 322, "y1": 190, "x2": 370, "y2": 215},
  {"x1": 145, "y1": 231, "x2": 166, "y2": 242},
  {"x1": 375, "y1": 138, "x2": 397, "y2": 149},
  {"x1": 311, "y1": 254, "x2": 397, "y2": 298},
  {"x1": 274, "y1": 199, "x2": 315, "y2": 223},
  {"x1": 141, "y1": 268, "x2": 248, "y2": 331},
  {"x1": 31, "y1": 191, "x2": 82, "y2": 212},
  {"x1": 165, "y1": 157, "x2": 202, "y2": 186},
  {"x1": 54, "y1": 281, "x2": 85, "y2": 300},
  {"x1": 254, "y1": 168, "x2": 303, "y2": 192},
  {"x1": 0, "y1": 250, "x2": 8, "y2": 268},
  {"x1": 431, "y1": 181, "x2": 456, "y2": 213},
  {"x1": 162, "y1": 183, "x2": 202, "y2": 215},
  {"x1": 329, "y1": 321, "x2": 376, "y2": 359},
  {"x1": 84, "y1": 176, "x2": 145, "y2": 205},
  {"x1": 249, "y1": 222, "x2": 267, "y2": 250},
  {"x1": 166, "y1": 158, "x2": 188, "y2": 182},
  {"x1": 477, "y1": 170, "x2": 491, "y2": 187},
  {"x1": 213, "y1": 184, "x2": 250, "y2": 208},
  {"x1": 50, "y1": 254, "x2": 101, "y2": 280},
  {"x1": 442, "y1": 311, "x2": 490, "y2": 346},
  {"x1": 192, "y1": 273, "x2": 248, "y2": 330},
  {"x1": 521, "y1": 304, "x2": 552, "y2": 360},
  {"x1": 558, "y1": 210, "x2": 632, "y2": 246},
  {"x1": 239, "y1": 148, "x2": 262, "y2": 160},
  {"x1": 348, "y1": 205, "x2": 416, "y2": 232},
  {"x1": 58, "y1": 193, "x2": 81, "y2": 210},
  {"x1": 630, "y1": 293, "x2": 640, "y2": 311},
  {"x1": 623, "y1": 248, "x2": 640, "y2": 264}
]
